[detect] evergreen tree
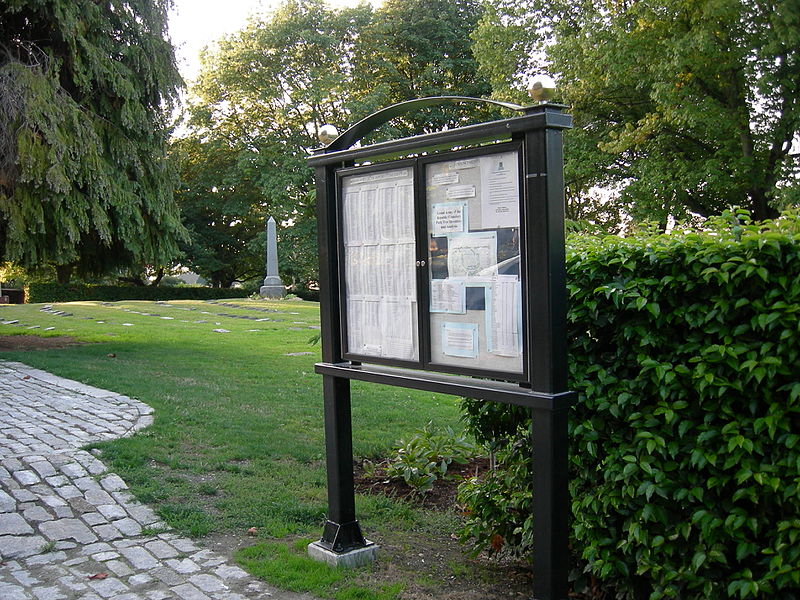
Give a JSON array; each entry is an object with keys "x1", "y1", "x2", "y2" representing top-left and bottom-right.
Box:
[{"x1": 0, "y1": 0, "x2": 186, "y2": 283}]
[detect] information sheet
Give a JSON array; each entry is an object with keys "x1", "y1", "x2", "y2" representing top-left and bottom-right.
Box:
[
  {"x1": 486, "y1": 276, "x2": 522, "y2": 357},
  {"x1": 341, "y1": 167, "x2": 418, "y2": 361},
  {"x1": 430, "y1": 279, "x2": 466, "y2": 314},
  {"x1": 480, "y1": 152, "x2": 520, "y2": 229},
  {"x1": 431, "y1": 202, "x2": 467, "y2": 236},
  {"x1": 441, "y1": 322, "x2": 479, "y2": 358}
]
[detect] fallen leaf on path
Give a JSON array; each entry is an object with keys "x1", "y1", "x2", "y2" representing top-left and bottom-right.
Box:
[{"x1": 88, "y1": 573, "x2": 108, "y2": 580}]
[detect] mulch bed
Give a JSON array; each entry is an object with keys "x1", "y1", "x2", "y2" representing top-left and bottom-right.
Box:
[{"x1": 353, "y1": 457, "x2": 490, "y2": 511}]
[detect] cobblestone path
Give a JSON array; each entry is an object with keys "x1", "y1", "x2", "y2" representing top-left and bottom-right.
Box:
[{"x1": 0, "y1": 360, "x2": 305, "y2": 600}]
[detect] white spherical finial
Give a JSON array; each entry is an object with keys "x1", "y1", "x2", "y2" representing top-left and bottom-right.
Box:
[
  {"x1": 318, "y1": 124, "x2": 339, "y2": 146},
  {"x1": 528, "y1": 75, "x2": 557, "y2": 103}
]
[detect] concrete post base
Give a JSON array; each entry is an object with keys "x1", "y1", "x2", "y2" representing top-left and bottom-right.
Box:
[{"x1": 307, "y1": 540, "x2": 378, "y2": 569}]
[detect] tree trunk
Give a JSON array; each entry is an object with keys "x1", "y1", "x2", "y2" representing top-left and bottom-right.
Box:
[
  {"x1": 733, "y1": 72, "x2": 780, "y2": 222},
  {"x1": 150, "y1": 267, "x2": 165, "y2": 287},
  {"x1": 55, "y1": 264, "x2": 73, "y2": 285},
  {"x1": 749, "y1": 187, "x2": 780, "y2": 222}
]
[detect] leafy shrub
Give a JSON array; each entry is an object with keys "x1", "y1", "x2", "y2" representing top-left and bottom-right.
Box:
[
  {"x1": 458, "y1": 210, "x2": 800, "y2": 599},
  {"x1": 27, "y1": 283, "x2": 250, "y2": 303},
  {"x1": 292, "y1": 286, "x2": 320, "y2": 302},
  {"x1": 384, "y1": 422, "x2": 477, "y2": 494}
]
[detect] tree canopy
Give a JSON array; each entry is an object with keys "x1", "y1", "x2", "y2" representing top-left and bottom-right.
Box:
[
  {"x1": 174, "y1": 0, "x2": 370, "y2": 289},
  {"x1": 474, "y1": 0, "x2": 800, "y2": 226},
  {"x1": 350, "y1": 0, "x2": 496, "y2": 137},
  {"x1": 175, "y1": 0, "x2": 494, "y2": 289},
  {"x1": 0, "y1": 0, "x2": 185, "y2": 283}
]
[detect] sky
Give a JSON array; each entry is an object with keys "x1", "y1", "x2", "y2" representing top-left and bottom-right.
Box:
[{"x1": 168, "y1": 0, "x2": 382, "y2": 82}]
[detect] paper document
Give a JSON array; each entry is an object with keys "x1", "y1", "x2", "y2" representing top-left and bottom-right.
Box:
[
  {"x1": 431, "y1": 202, "x2": 467, "y2": 235},
  {"x1": 446, "y1": 185, "x2": 476, "y2": 200},
  {"x1": 341, "y1": 166, "x2": 418, "y2": 361},
  {"x1": 480, "y1": 151, "x2": 519, "y2": 229},
  {"x1": 432, "y1": 172, "x2": 459, "y2": 186},
  {"x1": 447, "y1": 232, "x2": 498, "y2": 278},
  {"x1": 441, "y1": 322, "x2": 479, "y2": 358},
  {"x1": 448, "y1": 158, "x2": 479, "y2": 171},
  {"x1": 487, "y1": 277, "x2": 522, "y2": 357},
  {"x1": 430, "y1": 279, "x2": 466, "y2": 314},
  {"x1": 381, "y1": 298, "x2": 416, "y2": 360}
]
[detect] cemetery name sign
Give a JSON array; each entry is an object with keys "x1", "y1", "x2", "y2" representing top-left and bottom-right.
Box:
[{"x1": 308, "y1": 97, "x2": 574, "y2": 600}]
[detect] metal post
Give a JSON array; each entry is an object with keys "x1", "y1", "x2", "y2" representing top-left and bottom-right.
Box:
[
  {"x1": 530, "y1": 405, "x2": 570, "y2": 599},
  {"x1": 308, "y1": 161, "x2": 375, "y2": 567},
  {"x1": 319, "y1": 374, "x2": 365, "y2": 551},
  {"x1": 522, "y1": 105, "x2": 571, "y2": 600}
]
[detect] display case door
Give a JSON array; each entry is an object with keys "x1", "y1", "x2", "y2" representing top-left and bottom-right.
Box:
[
  {"x1": 339, "y1": 164, "x2": 420, "y2": 363},
  {"x1": 423, "y1": 145, "x2": 525, "y2": 377}
]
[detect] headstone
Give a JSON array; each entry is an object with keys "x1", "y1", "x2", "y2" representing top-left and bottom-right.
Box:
[{"x1": 259, "y1": 216, "x2": 286, "y2": 299}]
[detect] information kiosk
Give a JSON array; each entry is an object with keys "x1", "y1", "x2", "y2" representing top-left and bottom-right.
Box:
[{"x1": 308, "y1": 96, "x2": 574, "y2": 600}]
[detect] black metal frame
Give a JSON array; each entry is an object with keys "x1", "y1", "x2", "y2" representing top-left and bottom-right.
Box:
[{"x1": 310, "y1": 99, "x2": 573, "y2": 600}]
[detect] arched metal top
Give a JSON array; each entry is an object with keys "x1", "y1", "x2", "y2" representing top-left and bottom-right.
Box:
[{"x1": 323, "y1": 96, "x2": 526, "y2": 153}]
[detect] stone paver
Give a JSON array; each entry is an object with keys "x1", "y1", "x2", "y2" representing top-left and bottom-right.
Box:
[{"x1": 0, "y1": 360, "x2": 315, "y2": 600}]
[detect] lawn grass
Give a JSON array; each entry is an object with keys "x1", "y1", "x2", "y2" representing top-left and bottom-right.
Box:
[
  {"x1": 0, "y1": 298, "x2": 478, "y2": 598},
  {"x1": 236, "y1": 538, "x2": 405, "y2": 600}
]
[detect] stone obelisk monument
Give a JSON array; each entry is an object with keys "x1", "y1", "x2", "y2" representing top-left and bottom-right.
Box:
[{"x1": 259, "y1": 216, "x2": 285, "y2": 298}]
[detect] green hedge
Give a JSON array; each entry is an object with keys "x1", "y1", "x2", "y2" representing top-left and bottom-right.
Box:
[
  {"x1": 27, "y1": 283, "x2": 251, "y2": 303},
  {"x1": 459, "y1": 211, "x2": 800, "y2": 599},
  {"x1": 292, "y1": 286, "x2": 320, "y2": 302}
]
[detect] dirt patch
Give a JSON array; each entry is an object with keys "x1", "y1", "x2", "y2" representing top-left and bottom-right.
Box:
[
  {"x1": 0, "y1": 334, "x2": 86, "y2": 351},
  {"x1": 362, "y1": 529, "x2": 535, "y2": 600},
  {"x1": 199, "y1": 530, "x2": 259, "y2": 561}
]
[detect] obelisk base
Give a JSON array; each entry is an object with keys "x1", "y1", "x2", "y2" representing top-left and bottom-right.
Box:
[{"x1": 259, "y1": 275, "x2": 285, "y2": 299}]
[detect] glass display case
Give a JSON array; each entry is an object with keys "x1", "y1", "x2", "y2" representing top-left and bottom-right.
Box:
[{"x1": 337, "y1": 144, "x2": 525, "y2": 380}]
